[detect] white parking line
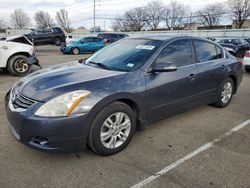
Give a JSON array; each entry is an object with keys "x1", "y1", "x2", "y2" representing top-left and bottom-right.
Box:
[
  {"x1": 0, "y1": 91, "x2": 8, "y2": 94},
  {"x1": 131, "y1": 119, "x2": 250, "y2": 188}
]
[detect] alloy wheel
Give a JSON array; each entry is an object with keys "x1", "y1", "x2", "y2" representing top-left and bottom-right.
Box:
[
  {"x1": 100, "y1": 112, "x2": 131, "y2": 149},
  {"x1": 221, "y1": 82, "x2": 233, "y2": 104}
]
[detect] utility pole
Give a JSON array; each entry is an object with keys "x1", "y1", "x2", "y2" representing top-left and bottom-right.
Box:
[{"x1": 94, "y1": 0, "x2": 96, "y2": 33}]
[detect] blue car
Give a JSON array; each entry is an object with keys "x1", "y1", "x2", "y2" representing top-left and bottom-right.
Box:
[
  {"x1": 5, "y1": 36, "x2": 243, "y2": 155},
  {"x1": 60, "y1": 36, "x2": 105, "y2": 55}
]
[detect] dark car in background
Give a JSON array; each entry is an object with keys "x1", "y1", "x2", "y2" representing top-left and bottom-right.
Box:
[
  {"x1": 97, "y1": 33, "x2": 129, "y2": 44},
  {"x1": 217, "y1": 38, "x2": 250, "y2": 58},
  {"x1": 25, "y1": 27, "x2": 66, "y2": 46},
  {"x1": 5, "y1": 36, "x2": 243, "y2": 155}
]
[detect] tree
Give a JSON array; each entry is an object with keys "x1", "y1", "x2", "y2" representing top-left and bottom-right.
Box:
[
  {"x1": 10, "y1": 9, "x2": 31, "y2": 29},
  {"x1": 111, "y1": 7, "x2": 147, "y2": 31},
  {"x1": 35, "y1": 11, "x2": 54, "y2": 28},
  {"x1": 227, "y1": 0, "x2": 250, "y2": 28},
  {"x1": 165, "y1": 0, "x2": 190, "y2": 30},
  {"x1": 0, "y1": 19, "x2": 6, "y2": 31},
  {"x1": 144, "y1": 0, "x2": 166, "y2": 30},
  {"x1": 56, "y1": 9, "x2": 72, "y2": 33},
  {"x1": 196, "y1": 3, "x2": 224, "y2": 29}
]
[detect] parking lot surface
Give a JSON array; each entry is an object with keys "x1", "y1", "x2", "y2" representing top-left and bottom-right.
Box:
[{"x1": 0, "y1": 46, "x2": 250, "y2": 188}]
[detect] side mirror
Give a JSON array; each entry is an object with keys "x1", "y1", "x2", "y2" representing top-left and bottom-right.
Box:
[{"x1": 152, "y1": 62, "x2": 177, "y2": 73}]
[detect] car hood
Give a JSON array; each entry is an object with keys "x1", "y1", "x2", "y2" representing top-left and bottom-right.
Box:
[{"x1": 16, "y1": 61, "x2": 127, "y2": 101}]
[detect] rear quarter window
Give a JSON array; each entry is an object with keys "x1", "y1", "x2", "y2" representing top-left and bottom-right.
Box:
[
  {"x1": 193, "y1": 40, "x2": 218, "y2": 62},
  {"x1": 216, "y1": 46, "x2": 224, "y2": 59}
]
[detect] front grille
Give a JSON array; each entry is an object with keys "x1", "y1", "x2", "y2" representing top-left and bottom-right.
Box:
[{"x1": 11, "y1": 92, "x2": 36, "y2": 109}]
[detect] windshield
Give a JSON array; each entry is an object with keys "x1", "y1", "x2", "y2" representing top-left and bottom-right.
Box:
[{"x1": 85, "y1": 38, "x2": 163, "y2": 72}]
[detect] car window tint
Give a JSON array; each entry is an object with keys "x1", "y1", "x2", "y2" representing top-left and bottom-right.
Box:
[
  {"x1": 86, "y1": 39, "x2": 163, "y2": 72},
  {"x1": 53, "y1": 28, "x2": 61, "y2": 33},
  {"x1": 83, "y1": 38, "x2": 94, "y2": 42},
  {"x1": 43, "y1": 29, "x2": 52, "y2": 33},
  {"x1": 156, "y1": 39, "x2": 193, "y2": 67},
  {"x1": 216, "y1": 46, "x2": 224, "y2": 58},
  {"x1": 194, "y1": 40, "x2": 217, "y2": 62}
]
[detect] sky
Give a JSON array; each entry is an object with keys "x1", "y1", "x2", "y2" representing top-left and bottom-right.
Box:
[{"x1": 0, "y1": 0, "x2": 227, "y2": 30}]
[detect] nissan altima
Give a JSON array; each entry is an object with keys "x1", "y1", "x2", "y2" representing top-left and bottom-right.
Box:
[{"x1": 5, "y1": 36, "x2": 243, "y2": 155}]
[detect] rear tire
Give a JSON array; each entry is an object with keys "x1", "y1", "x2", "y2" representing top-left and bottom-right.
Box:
[
  {"x1": 72, "y1": 47, "x2": 80, "y2": 55},
  {"x1": 7, "y1": 55, "x2": 31, "y2": 77},
  {"x1": 54, "y1": 37, "x2": 62, "y2": 46},
  {"x1": 88, "y1": 102, "x2": 136, "y2": 155},
  {"x1": 213, "y1": 78, "x2": 234, "y2": 108}
]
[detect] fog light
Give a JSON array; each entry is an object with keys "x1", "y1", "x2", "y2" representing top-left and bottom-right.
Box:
[{"x1": 31, "y1": 136, "x2": 50, "y2": 146}]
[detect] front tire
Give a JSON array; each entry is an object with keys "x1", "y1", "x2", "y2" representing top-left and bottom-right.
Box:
[
  {"x1": 7, "y1": 55, "x2": 31, "y2": 77},
  {"x1": 88, "y1": 102, "x2": 136, "y2": 155},
  {"x1": 72, "y1": 47, "x2": 80, "y2": 55},
  {"x1": 213, "y1": 78, "x2": 234, "y2": 108}
]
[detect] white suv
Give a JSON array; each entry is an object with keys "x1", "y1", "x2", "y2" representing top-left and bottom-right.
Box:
[
  {"x1": 243, "y1": 51, "x2": 250, "y2": 73},
  {"x1": 0, "y1": 36, "x2": 39, "y2": 76}
]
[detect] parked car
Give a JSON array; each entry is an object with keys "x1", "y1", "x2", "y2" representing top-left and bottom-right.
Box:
[
  {"x1": 0, "y1": 36, "x2": 39, "y2": 76},
  {"x1": 218, "y1": 43, "x2": 238, "y2": 57},
  {"x1": 5, "y1": 36, "x2": 243, "y2": 155},
  {"x1": 97, "y1": 33, "x2": 129, "y2": 44},
  {"x1": 243, "y1": 50, "x2": 250, "y2": 72},
  {"x1": 217, "y1": 38, "x2": 250, "y2": 58},
  {"x1": 60, "y1": 36, "x2": 105, "y2": 55},
  {"x1": 65, "y1": 35, "x2": 77, "y2": 44},
  {"x1": 25, "y1": 27, "x2": 66, "y2": 46}
]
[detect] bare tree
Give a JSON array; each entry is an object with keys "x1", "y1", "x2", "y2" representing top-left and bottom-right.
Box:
[
  {"x1": 227, "y1": 0, "x2": 250, "y2": 28},
  {"x1": 56, "y1": 9, "x2": 72, "y2": 33},
  {"x1": 144, "y1": 0, "x2": 166, "y2": 30},
  {"x1": 10, "y1": 9, "x2": 31, "y2": 29},
  {"x1": 165, "y1": 0, "x2": 190, "y2": 30},
  {"x1": 196, "y1": 3, "x2": 224, "y2": 29},
  {"x1": 35, "y1": 10, "x2": 54, "y2": 28},
  {"x1": 0, "y1": 19, "x2": 6, "y2": 31},
  {"x1": 111, "y1": 16, "x2": 127, "y2": 31},
  {"x1": 111, "y1": 7, "x2": 147, "y2": 31}
]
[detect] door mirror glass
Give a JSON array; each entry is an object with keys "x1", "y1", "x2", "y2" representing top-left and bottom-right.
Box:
[{"x1": 152, "y1": 62, "x2": 177, "y2": 73}]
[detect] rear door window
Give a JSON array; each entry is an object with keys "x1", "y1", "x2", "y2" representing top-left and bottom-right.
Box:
[
  {"x1": 193, "y1": 40, "x2": 218, "y2": 62},
  {"x1": 156, "y1": 39, "x2": 193, "y2": 67}
]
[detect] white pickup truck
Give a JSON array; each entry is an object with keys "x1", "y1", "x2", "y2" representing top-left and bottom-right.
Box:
[{"x1": 0, "y1": 36, "x2": 39, "y2": 76}]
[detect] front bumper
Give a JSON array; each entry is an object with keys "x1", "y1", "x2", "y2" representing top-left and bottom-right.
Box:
[
  {"x1": 5, "y1": 91, "x2": 92, "y2": 153},
  {"x1": 60, "y1": 46, "x2": 71, "y2": 54},
  {"x1": 25, "y1": 55, "x2": 41, "y2": 68}
]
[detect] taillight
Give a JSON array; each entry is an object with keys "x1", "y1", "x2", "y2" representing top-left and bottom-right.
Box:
[
  {"x1": 238, "y1": 59, "x2": 244, "y2": 65},
  {"x1": 104, "y1": 39, "x2": 108, "y2": 45},
  {"x1": 245, "y1": 51, "x2": 250, "y2": 57}
]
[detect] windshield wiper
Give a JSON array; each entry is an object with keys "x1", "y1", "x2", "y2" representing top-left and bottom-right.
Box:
[{"x1": 88, "y1": 61, "x2": 114, "y2": 70}]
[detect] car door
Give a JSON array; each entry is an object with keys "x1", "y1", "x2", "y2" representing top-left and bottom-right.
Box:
[
  {"x1": 41, "y1": 29, "x2": 53, "y2": 44},
  {"x1": 193, "y1": 39, "x2": 228, "y2": 99},
  {"x1": 32, "y1": 30, "x2": 43, "y2": 45},
  {"x1": 87, "y1": 37, "x2": 100, "y2": 51},
  {"x1": 146, "y1": 39, "x2": 199, "y2": 120},
  {"x1": 79, "y1": 38, "x2": 92, "y2": 52}
]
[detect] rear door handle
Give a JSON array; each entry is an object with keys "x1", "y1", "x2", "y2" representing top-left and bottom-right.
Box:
[
  {"x1": 220, "y1": 64, "x2": 226, "y2": 69},
  {"x1": 188, "y1": 74, "x2": 196, "y2": 81}
]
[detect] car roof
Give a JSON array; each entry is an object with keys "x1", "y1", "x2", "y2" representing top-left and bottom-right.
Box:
[
  {"x1": 98, "y1": 33, "x2": 127, "y2": 35},
  {"x1": 128, "y1": 35, "x2": 200, "y2": 42}
]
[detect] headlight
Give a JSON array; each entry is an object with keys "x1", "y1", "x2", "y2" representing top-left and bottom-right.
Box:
[{"x1": 35, "y1": 90, "x2": 91, "y2": 117}]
